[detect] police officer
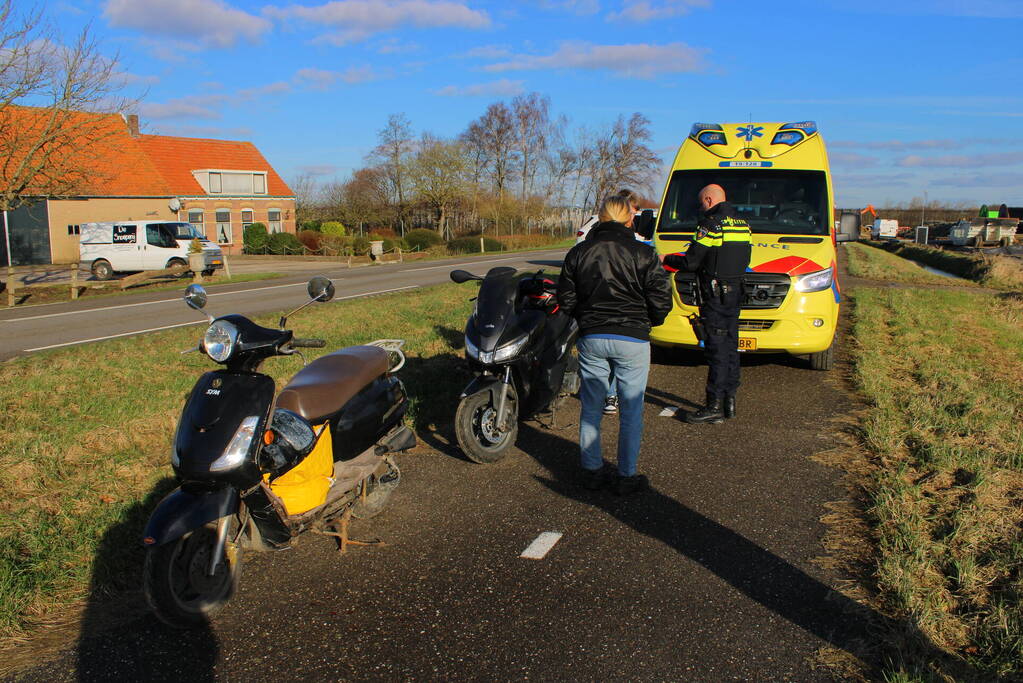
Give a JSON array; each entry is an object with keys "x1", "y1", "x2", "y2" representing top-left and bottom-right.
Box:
[{"x1": 662, "y1": 184, "x2": 752, "y2": 423}]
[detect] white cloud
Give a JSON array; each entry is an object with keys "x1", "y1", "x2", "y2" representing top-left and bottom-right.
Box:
[
  {"x1": 104, "y1": 0, "x2": 271, "y2": 48},
  {"x1": 114, "y1": 70, "x2": 160, "y2": 86},
  {"x1": 149, "y1": 123, "x2": 255, "y2": 138},
  {"x1": 139, "y1": 94, "x2": 229, "y2": 120},
  {"x1": 264, "y1": 0, "x2": 490, "y2": 46},
  {"x1": 484, "y1": 41, "x2": 706, "y2": 79},
  {"x1": 433, "y1": 79, "x2": 525, "y2": 97},
  {"x1": 463, "y1": 44, "x2": 513, "y2": 59},
  {"x1": 896, "y1": 152, "x2": 1023, "y2": 168},
  {"x1": 538, "y1": 0, "x2": 600, "y2": 14},
  {"x1": 607, "y1": 0, "x2": 710, "y2": 21},
  {"x1": 294, "y1": 65, "x2": 389, "y2": 90},
  {"x1": 931, "y1": 172, "x2": 1023, "y2": 187},
  {"x1": 298, "y1": 164, "x2": 340, "y2": 176},
  {"x1": 377, "y1": 38, "x2": 421, "y2": 54},
  {"x1": 238, "y1": 81, "x2": 292, "y2": 99},
  {"x1": 829, "y1": 152, "x2": 879, "y2": 169}
]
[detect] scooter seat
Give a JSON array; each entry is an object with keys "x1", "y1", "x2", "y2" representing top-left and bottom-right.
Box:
[{"x1": 276, "y1": 346, "x2": 389, "y2": 423}]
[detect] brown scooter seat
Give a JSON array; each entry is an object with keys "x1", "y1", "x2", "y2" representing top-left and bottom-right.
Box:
[{"x1": 276, "y1": 346, "x2": 389, "y2": 423}]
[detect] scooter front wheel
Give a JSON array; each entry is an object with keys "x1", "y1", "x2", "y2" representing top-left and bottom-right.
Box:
[
  {"x1": 454, "y1": 386, "x2": 518, "y2": 464},
  {"x1": 143, "y1": 521, "x2": 242, "y2": 629}
]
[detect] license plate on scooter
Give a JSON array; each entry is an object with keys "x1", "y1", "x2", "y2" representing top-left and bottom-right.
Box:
[{"x1": 738, "y1": 337, "x2": 757, "y2": 351}]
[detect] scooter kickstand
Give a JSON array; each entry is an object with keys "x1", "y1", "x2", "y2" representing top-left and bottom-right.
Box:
[{"x1": 330, "y1": 508, "x2": 385, "y2": 555}]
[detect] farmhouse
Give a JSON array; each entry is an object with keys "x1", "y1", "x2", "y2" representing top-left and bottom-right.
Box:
[{"x1": 1, "y1": 106, "x2": 295, "y2": 265}]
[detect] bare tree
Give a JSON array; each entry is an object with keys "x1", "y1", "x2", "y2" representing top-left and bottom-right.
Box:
[
  {"x1": 368, "y1": 113, "x2": 414, "y2": 234},
  {"x1": 324, "y1": 166, "x2": 389, "y2": 235},
  {"x1": 511, "y1": 92, "x2": 551, "y2": 207},
  {"x1": 581, "y1": 113, "x2": 660, "y2": 210},
  {"x1": 408, "y1": 135, "x2": 468, "y2": 240},
  {"x1": 290, "y1": 172, "x2": 319, "y2": 226},
  {"x1": 0, "y1": 1, "x2": 130, "y2": 213}
]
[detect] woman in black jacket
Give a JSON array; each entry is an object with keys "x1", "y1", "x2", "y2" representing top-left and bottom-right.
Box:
[{"x1": 556, "y1": 196, "x2": 673, "y2": 494}]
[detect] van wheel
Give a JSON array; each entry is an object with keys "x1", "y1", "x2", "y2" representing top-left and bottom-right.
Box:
[
  {"x1": 201, "y1": 269, "x2": 215, "y2": 277},
  {"x1": 91, "y1": 259, "x2": 113, "y2": 280},
  {"x1": 167, "y1": 258, "x2": 188, "y2": 276},
  {"x1": 809, "y1": 344, "x2": 834, "y2": 371}
]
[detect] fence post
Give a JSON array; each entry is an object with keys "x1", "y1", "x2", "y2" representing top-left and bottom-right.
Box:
[
  {"x1": 222, "y1": 255, "x2": 231, "y2": 279},
  {"x1": 71, "y1": 262, "x2": 79, "y2": 300},
  {"x1": 480, "y1": 237, "x2": 485, "y2": 254},
  {"x1": 397, "y1": 247, "x2": 403, "y2": 263},
  {"x1": 7, "y1": 266, "x2": 14, "y2": 307}
]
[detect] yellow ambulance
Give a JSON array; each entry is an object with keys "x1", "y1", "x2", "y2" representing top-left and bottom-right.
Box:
[{"x1": 652, "y1": 121, "x2": 842, "y2": 370}]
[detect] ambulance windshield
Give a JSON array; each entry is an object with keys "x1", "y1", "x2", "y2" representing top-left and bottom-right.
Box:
[{"x1": 657, "y1": 170, "x2": 829, "y2": 236}]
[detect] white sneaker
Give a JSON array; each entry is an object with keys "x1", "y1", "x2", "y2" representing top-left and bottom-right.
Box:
[{"x1": 603, "y1": 396, "x2": 619, "y2": 414}]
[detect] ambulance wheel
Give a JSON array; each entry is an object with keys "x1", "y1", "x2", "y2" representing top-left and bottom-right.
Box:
[
  {"x1": 455, "y1": 386, "x2": 518, "y2": 464},
  {"x1": 352, "y1": 459, "x2": 400, "y2": 519},
  {"x1": 809, "y1": 344, "x2": 834, "y2": 371},
  {"x1": 143, "y1": 522, "x2": 241, "y2": 629},
  {"x1": 91, "y1": 259, "x2": 113, "y2": 280}
]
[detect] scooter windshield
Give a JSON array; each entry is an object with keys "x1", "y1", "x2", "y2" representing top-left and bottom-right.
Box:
[{"x1": 474, "y1": 267, "x2": 519, "y2": 351}]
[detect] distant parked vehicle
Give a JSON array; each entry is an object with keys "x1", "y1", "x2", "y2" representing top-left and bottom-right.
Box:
[
  {"x1": 575, "y1": 209, "x2": 657, "y2": 245},
  {"x1": 870, "y1": 219, "x2": 899, "y2": 240},
  {"x1": 80, "y1": 221, "x2": 224, "y2": 280}
]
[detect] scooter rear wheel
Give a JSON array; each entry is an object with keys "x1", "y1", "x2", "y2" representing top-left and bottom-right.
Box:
[
  {"x1": 143, "y1": 522, "x2": 241, "y2": 629},
  {"x1": 455, "y1": 386, "x2": 518, "y2": 464}
]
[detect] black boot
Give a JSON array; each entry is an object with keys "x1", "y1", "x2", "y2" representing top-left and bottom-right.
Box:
[
  {"x1": 685, "y1": 394, "x2": 724, "y2": 424},
  {"x1": 724, "y1": 395, "x2": 736, "y2": 419}
]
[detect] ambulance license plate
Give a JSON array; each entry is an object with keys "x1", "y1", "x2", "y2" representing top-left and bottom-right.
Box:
[{"x1": 738, "y1": 337, "x2": 757, "y2": 351}]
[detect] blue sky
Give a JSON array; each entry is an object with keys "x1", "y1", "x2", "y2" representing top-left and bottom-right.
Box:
[{"x1": 46, "y1": 0, "x2": 1023, "y2": 207}]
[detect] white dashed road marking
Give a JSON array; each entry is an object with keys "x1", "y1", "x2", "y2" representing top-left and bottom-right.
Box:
[{"x1": 520, "y1": 531, "x2": 563, "y2": 560}]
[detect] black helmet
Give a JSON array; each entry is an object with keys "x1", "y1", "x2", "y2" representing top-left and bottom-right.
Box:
[{"x1": 261, "y1": 408, "x2": 316, "y2": 473}]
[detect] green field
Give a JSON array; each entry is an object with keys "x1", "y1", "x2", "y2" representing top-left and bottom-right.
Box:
[{"x1": 848, "y1": 285, "x2": 1023, "y2": 680}]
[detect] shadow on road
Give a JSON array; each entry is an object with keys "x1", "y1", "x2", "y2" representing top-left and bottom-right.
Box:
[
  {"x1": 514, "y1": 421, "x2": 988, "y2": 681},
  {"x1": 71, "y1": 478, "x2": 221, "y2": 682}
]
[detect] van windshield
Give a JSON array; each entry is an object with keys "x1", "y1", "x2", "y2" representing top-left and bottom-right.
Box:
[
  {"x1": 657, "y1": 169, "x2": 829, "y2": 236},
  {"x1": 148, "y1": 222, "x2": 204, "y2": 240}
]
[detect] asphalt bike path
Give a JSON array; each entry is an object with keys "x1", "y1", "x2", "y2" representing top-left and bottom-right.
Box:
[
  {"x1": 0, "y1": 249, "x2": 567, "y2": 361},
  {"x1": 13, "y1": 319, "x2": 861, "y2": 681}
]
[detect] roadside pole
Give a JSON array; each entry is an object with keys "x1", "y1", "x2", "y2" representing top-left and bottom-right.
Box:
[{"x1": 3, "y1": 209, "x2": 11, "y2": 269}]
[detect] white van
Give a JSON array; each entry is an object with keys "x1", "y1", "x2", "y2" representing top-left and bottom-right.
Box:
[{"x1": 80, "y1": 221, "x2": 224, "y2": 280}]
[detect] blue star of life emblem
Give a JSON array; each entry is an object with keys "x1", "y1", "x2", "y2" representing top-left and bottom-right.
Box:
[{"x1": 736, "y1": 125, "x2": 763, "y2": 142}]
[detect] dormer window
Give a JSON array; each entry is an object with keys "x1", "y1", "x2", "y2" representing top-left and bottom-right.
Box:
[{"x1": 194, "y1": 170, "x2": 268, "y2": 195}]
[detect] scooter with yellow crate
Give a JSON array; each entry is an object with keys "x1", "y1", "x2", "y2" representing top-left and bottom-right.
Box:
[{"x1": 141, "y1": 276, "x2": 415, "y2": 628}]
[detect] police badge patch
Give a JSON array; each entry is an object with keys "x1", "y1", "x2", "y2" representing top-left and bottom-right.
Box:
[{"x1": 695, "y1": 226, "x2": 709, "y2": 240}]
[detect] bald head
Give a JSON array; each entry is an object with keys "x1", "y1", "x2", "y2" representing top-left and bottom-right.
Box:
[{"x1": 698, "y1": 184, "x2": 726, "y2": 211}]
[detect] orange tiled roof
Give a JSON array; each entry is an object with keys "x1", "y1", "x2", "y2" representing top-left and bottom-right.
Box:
[
  {"x1": 0, "y1": 105, "x2": 293, "y2": 198},
  {"x1": 138, "y1": 135, "x2": 294, "y2": 196},
  {"x1": 0, "y1": 106, "x2": 170, "y2": 196}
]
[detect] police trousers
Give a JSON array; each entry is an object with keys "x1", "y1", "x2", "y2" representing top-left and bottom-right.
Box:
[{"x1": 700, "y1": 281, "x2": 743, "y2": 399}]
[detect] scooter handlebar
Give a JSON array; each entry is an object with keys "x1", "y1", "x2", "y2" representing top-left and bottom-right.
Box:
[{"x1": 291, "y1": 338, "x2": 326, "y2": 348}]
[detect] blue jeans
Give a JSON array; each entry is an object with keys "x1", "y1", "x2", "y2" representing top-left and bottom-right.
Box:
[{"x1": 577, "y1": 336, "x2": 650, "y2": 477}]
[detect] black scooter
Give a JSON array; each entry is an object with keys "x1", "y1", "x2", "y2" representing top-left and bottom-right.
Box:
[
  {"x1": 142, "y1": 277, "x2": 415, "y2": 628},
  {"x1": 449, "y1": 267, "x2": 579, "y2": 463}
]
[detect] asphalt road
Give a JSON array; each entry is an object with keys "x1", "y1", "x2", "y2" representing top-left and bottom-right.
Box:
[
  {"x1": 0, "y1": 249, "x2": 568, "y2": 362},
  {"x1": 9, "y1": 301, "x2": 870, "y2": 680}
]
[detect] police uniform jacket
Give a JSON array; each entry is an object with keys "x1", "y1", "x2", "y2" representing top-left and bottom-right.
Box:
[
  {"x1": 557, "y1": 221, "x2": 673, "y2": 341},
  {"x1": 663, "y1": 201, "x2": 752, "y2": 281}
]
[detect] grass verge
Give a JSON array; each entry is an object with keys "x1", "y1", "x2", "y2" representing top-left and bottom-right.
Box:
[
  {"x1": 844, "y1": 243, "x2": 978, "y2": 287},
  {"x1": 863, "y1": 241, "x2": 1023, "y2": 290},
  {"x1": 0, "y1": 281, "x2": 474, "y2": 656},
  {"x1": 848, "y1": 285, "x2": 1023, "y2": 679}
]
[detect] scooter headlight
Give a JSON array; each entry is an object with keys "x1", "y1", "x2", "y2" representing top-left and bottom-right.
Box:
[
  {"x1": 204, "y1": 320, "x2": 238, "y2": 363},
  {"x1": 210, "y1": 416, "x2": 259, "y2": 472},
  {"x1": 494, "y1": 334, "x2": 529, "y2": 363},
  {"x1": 794, "y1": 267, "x2": 834, "y2": 293},
  {"x1": 465, "y1": 334, "x2": 480, "y2": 360}
]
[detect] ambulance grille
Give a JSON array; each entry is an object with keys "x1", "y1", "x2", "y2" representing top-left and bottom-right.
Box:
[
  {"x1": 738, "y1": 319, "x2": 775, "y2": 331},
  {"x1": 673, "y1": 272, "x2": 791, "y2": 310}
]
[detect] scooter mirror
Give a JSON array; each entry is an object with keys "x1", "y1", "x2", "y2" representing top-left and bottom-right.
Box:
[
  {"x1": 450, "y1": 269, "x2": 478, "y2": 284},
  {"x1": 307, "y1": 276, "x2": 335, "y2": 302},
  {"x1": 183, "y1": 284, "x2": 208, "y2": 310}
]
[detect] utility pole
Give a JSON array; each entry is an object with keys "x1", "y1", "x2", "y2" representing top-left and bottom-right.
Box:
[{"x1": 3, "y1": 210, "x2": 11, "y2": 268}]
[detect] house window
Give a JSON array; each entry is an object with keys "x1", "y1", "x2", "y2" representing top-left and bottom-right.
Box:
[
  {"x1": 209, "y1": 172, "x2": 222, "y2": 193},
  {"x1": 67, "y1": 224, "x2": 80, "y2": 235},
  {"x1": 187, "y1": 210, "x2": 204, "y2": 239},
  {"x1": 241, "y1": 209, "x2": 253, "y2": 229},
  {"x1": 253, "y1": 174, "x2": 266, "y2": 194},
  {"x1": 215, "y1": 209, "x2": 231, "y2": 244},
  {"x1": 268, "y1": 209, "x2": 281, "y2": 233}
]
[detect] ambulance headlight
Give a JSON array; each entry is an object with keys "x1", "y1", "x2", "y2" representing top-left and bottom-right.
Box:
[
  {"x1": 204, "y1": 320, "x2": 238, "y2": 362},
  {"x1": 794, "y1": 267, "x2": 833, "y2": 293}
]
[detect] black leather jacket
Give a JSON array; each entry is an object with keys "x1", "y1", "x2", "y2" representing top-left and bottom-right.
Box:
[{"x1": 557, "y1": 221, "x2": 673, "y2": 341}]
